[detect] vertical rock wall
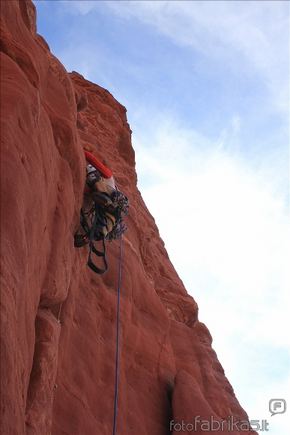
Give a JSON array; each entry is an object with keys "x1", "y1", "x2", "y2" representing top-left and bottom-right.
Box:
[{"x1": 0, "y1": 2, "x2": 256, "y2": 434}]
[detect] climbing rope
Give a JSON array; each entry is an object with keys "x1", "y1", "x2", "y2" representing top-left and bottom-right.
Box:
[{"x1": 112, "y1": 236, "x2": 123, "y2": 435}]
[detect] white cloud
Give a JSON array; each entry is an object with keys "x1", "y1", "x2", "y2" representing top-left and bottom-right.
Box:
[
  {"x1": 134, "y1": 116, "x2": 290, "y2": 434},
  {"x1": 70, "y1": 0, "x2": 289, "y2": 115},
  {"x1": 61, "y1": 0, "x2": 98, "y2": 15}
]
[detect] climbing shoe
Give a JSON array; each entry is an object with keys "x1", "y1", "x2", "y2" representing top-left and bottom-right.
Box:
[{"x1": 74, "y1": 233, "x2": 89, "y2": 248}]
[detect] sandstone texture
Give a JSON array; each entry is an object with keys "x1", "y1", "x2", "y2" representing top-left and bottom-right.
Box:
[{"x1": 0, "y1": 2, "x2": 256, "y2": 434}]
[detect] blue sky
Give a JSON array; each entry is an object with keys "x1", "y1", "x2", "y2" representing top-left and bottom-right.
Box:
[{"x1": 35, "y1": 1, "x2": 289, "y2": 433}]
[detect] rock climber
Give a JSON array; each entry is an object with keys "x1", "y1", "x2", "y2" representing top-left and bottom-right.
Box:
[{"x1": 74, "y1": 149, "x2": 128, "y2": 273}]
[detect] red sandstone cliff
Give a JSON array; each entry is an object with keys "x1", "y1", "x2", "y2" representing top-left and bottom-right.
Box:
[{"x1": 1, "y1": 2, "x2": 256, "y2": 434}]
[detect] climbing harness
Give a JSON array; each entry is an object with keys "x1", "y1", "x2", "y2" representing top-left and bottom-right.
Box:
[{"x1": 112, "y1": 236, "x2": 123, "y2": 435}]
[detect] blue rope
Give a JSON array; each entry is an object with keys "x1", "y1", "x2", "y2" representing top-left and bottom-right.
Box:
[{"x1": 112, "y1": 236, "x2": 123, "y2": 435}]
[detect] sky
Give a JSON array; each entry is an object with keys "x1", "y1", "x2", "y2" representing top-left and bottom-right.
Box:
[{"x1": 35, "y1": 1, "x2": 289, "y2": 433}]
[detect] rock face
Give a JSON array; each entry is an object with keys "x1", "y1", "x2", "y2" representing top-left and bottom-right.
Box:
[{"x1": 0, "y1": 2, "x2": 256, "y2": 434}]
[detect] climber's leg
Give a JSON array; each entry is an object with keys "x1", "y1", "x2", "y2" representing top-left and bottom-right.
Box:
[{"x1": 74, "y1": 195, "x2": 94, "y2": 248}]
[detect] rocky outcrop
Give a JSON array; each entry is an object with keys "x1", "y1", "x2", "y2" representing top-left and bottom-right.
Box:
[{"x1": 0, "y1": 1, "x2": 255, "y2": 434}]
